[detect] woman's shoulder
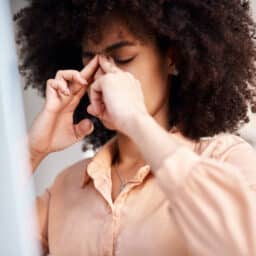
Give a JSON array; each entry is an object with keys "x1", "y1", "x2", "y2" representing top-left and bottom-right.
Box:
[
  {"x1": 48, "y1": 157, "x2": 94, "y2": 193},
  {"x1": 195, "y1": 132, "x2": 255, "y2": 160}
]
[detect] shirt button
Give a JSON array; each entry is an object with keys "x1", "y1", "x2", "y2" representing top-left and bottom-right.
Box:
[
  {"x1": 103, "y1": 250, "x2": 111, "y2": 256},
  {"x1": 113, "y1": 211, "x2": 119, "y2": 218}
]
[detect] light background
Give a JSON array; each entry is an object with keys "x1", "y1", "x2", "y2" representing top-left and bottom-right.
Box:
[{"x1": 11, "y1": 0, "x2": 256, "y2": 195}]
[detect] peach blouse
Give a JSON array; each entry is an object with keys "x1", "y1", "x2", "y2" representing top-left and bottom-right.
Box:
[{"x1": 35, "y1": 129, "x2": 256, "y2": 256}]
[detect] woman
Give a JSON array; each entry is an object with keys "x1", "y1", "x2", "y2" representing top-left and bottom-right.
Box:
[{"x1": 14, "y1": 1, "x2": 256, "y2": 255}]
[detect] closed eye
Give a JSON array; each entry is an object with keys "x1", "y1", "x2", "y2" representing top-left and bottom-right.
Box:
[
  {"x1": 114, "y1": 56, "x2": 136, "y2": 65},
  {"x1": 82, "y1": 55, "x2": 137, "y2": 66}
]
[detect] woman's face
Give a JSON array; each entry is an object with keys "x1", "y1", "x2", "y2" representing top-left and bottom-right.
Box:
[{"x1": 81, "y1": 18, "x2": 172, "y2": 129}]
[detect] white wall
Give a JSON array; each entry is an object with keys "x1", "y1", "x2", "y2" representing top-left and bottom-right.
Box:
[{"x1": 11, "y1": 0, "x2": 256, "y2": 195}]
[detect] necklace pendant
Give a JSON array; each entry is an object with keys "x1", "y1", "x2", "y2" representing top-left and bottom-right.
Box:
[{"x1": 120, "y1": 183, "x2": 126, "y2": 192}]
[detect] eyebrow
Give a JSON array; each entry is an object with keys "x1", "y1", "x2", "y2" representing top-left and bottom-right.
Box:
[{"x1": 82, "y1": 40, "x2": 136, "y2": 57}]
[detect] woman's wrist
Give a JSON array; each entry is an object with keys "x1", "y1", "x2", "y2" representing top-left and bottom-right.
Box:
[
  {"x1": 123, "y1": 110, "x2": 153, "y2": 139},
  {"x1": 123, "y1": 111, "x2": 181, "y2": 172}
]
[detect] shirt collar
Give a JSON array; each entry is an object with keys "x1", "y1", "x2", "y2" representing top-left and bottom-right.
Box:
[{"x1": 79, "y1": 126, "x2": 195, "y2": 189}]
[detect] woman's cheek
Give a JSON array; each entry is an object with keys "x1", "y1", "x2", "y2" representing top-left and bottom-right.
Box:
[{"x1": 143, "y1": 81, "x2": 165, "y2": 114}]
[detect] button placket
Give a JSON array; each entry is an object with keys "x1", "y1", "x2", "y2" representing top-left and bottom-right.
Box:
[
  {"x1": 101, "y1": 216, "x2": 114, "y2": 256},
  {"x1": 112, "y1": 169, "x2": 150, "y2": 256}
]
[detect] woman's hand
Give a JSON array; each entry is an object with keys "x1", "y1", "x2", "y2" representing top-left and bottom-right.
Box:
[
  {"x1": 28, "y1": 56, "x2": 99, "y2": 170},
  {"x1": 87, "y1": 55, "x2": 149, "y2": 135}
]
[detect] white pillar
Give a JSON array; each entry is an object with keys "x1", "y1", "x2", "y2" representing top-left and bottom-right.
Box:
[{"x1": 0, "y1": 0, "x2": 40, "y2": 255}]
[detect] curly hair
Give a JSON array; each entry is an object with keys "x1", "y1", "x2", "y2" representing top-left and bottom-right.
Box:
[{"x1": 14, "y1": 0, "x2": 256, "y2": 151}]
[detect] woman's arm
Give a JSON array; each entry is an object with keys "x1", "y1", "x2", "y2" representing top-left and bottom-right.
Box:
[
  {"x1": 85, "y1": 55, "x2": 256, "y2": 254},
  {"x1": 125, "y1": 112, "x2": 256, "y2": 256},
  {"x1": 27, "y1": 57, "x2": 100, "y2": 175}
]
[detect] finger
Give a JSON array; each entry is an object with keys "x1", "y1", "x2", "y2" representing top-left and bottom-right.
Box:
[
  {"x1": 93, "y1": 66, "x2": 105, "y2": 81},
  {"x1": 74, "y1": 119, "x2": 94, "y2": 140},
  {"x1": 56, "y1": 70, "x2": 88, "y2": 94},
  {"x1": 87, "y1": 103, "x2": 105, "y2": 118},
  {"x1": 55, "y1": 70, "x2": 88, "y2": 85},
  {"x1": 55, "y1": 70, "x2": 88, "y2": 95},
  {"x1": 89, "y1": 79, "x2": 104, "y2": 115},
  {"x1": 68, "y1": 85, "x2": 87, "y2": 110},
  {"x1": 55, "y1": 78, "x2": 71, "y2": 96},
  {"x1": 46, "y1": 79, "x2": 60, "y2": 99},
  {"x1": 48, "y1": 78, "x2": 71, "y2": 97},
  {"x1": 47, "y1": 78, "x2": 57, "y2": 90},
  {"x1": 73, "y1": 84, "x2": 87, "y2": 100},
  {"x1": 80, "y1": 55, "x2": 99, "y2": 81},
  {"x1": 99, "y1": 55, "x2": 120, "y2": 74},
  {"x1": 90, "y1": 91, "x2": 103, "y2": 116},
  {"x1": 87, "y1": 104, "x2": 97, "y2": 116}
]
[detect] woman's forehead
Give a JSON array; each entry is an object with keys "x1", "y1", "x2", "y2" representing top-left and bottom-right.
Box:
[{"x1": 83, "y1": 21, "x2": 138, "y2": 49}]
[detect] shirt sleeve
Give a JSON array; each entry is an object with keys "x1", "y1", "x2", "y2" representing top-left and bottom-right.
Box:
[
  {"x1": 32, "y1": 158, "x2": 91, "y2": 255},
  {"x1": 154, "y1": 135, "x2": 256, "y2": 256}
]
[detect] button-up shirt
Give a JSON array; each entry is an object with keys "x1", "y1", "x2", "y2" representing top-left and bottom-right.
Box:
[{"x1": 35, "y1": 129, "x2": 256, "y2": 256}]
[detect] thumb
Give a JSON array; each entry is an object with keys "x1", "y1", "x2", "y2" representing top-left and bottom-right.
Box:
[{"x1": 74, "y1": 119, "x2": 94, "y2": 139}]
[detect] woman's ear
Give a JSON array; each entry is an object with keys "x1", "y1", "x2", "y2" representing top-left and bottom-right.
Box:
[
  {"x1": 166, "y1": 48, "x2": 179, "y2": 76},
  {"x1": 168, "y1": 60, "x2": 179, "y2": 76}
]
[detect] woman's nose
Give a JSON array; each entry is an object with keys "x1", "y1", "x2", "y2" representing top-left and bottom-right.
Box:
[
  {"x1": 94, "y1": 66, "x2": 104, "y2": 80},
  {"x1": 87, "y1": 66, "x2": 105, "y2": 100}
]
